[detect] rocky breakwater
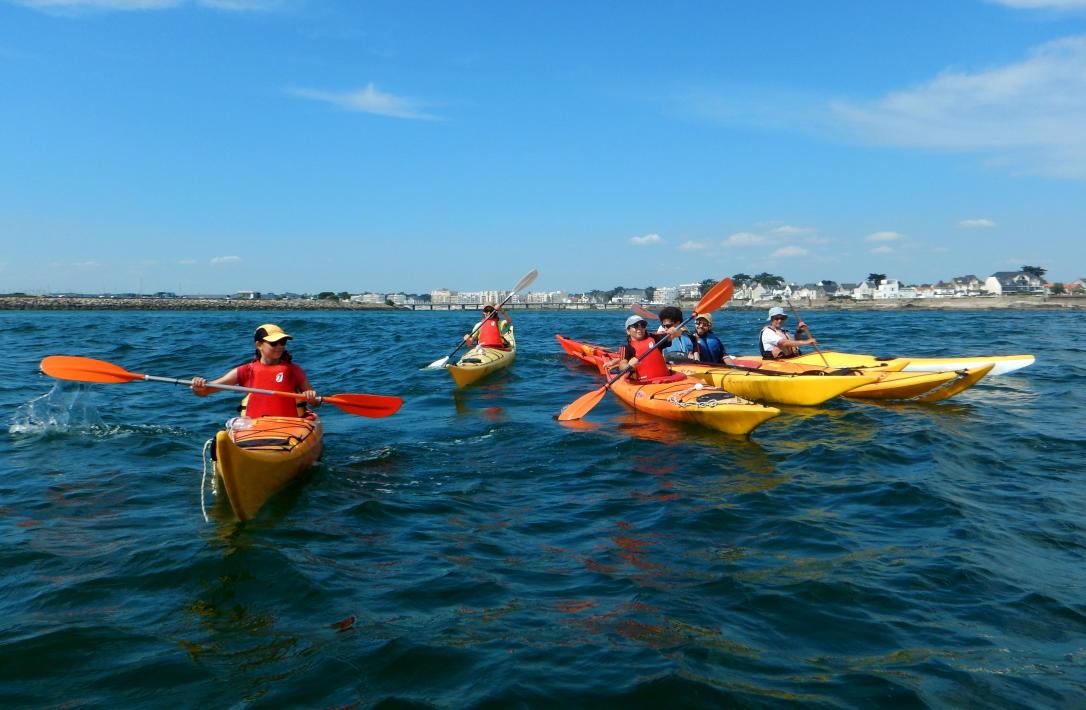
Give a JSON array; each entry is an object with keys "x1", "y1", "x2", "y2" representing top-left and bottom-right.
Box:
[{"x1": 0, "y1": 296, "x2": 398, "y2": 311}]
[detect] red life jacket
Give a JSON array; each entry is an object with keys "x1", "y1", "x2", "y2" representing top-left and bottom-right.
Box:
[
  {"x1": 478, "y1": 316, "x2": 506, "y2": 348},
  {"x1": 629, "y1": 335, "x2": 671, "y2": 380},
  {"x1": 236, "y1": 361, "x2": 304, "y2": 418}
]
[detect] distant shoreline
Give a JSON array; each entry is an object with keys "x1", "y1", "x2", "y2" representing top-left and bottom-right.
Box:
[{"x1": 1, "y1": 294, "x2": 1083, "y2": 311}]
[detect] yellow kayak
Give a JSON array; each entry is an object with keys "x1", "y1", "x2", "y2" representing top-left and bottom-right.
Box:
[
  {"x1": 609, "y1": 374, "x2": 780, "y2": 435},
  {"x1": 214, "y1": 414, "x2": 323, "y2": 521},
  {"x1": 448, "y1": 329, "x2": 517, "y2": 388},
  {"x1": 787, "y1": 350, "x2": 1033, "y2": 376},
  {"x1": 734, "y1": 357, "x2": 993, "y2": 402},
  {"x1": 843, "y1": 365, "x2": 993, "y2": 401},
  {"x1": 672, "y1": 363, "x2": 879, "y2": 406}
]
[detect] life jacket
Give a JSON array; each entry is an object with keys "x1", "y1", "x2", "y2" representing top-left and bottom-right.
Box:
[
  {"x1": 662, "y1": 331, "x2": 696, "y2": 357},
  {"x1": 759, "y1": 326, "x2": 800, "y2": 360},
  {"x1": 478, "y1": 316, "x2": 507, "y2": 348},
  {"x1": 627, "y1": 335, "x2": 671, "y2": 380},
  {"x1": 236, "y1": 361, "x2": 305, "y2": 418},
  {"x1": 695, "y1": 333, "x2": 727, "y2": 363}
]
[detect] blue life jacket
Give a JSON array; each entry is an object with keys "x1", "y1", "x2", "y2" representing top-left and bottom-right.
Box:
[
  {"x1": 695, "y1": 333, "x2": 727, "y2": 363},
  {"x1": 662, "y1": 332, "x2": 696, "y2": 357}
]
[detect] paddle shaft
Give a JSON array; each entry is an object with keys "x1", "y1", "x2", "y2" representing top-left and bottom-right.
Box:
[
  {"x1": 147, "y1": 374, "x2": 331, "y2": 404},
  {"x1": 39, "y1": 354, "x2": 402, "y2": 417},
  {"x1": 785, "y1": 298, "x2": 829, "y2": 367}
]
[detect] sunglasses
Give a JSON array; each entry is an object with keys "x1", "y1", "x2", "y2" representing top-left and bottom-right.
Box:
[
  {"x1": 628, "y1": 322, "x2": 648, "y2": 329},
  {"x1": 262, "y1": 339, "x2": 288, "y2": 346}
]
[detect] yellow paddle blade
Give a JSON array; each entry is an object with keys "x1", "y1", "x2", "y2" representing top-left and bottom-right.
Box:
[
  {"x1": 40, "y1": 355, "x2": 142, "y2": 383},
  {"x1": 557, "y1": 386, "x2": 607, "y2": 421}
]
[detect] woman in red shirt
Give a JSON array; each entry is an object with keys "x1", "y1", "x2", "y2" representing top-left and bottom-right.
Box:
[{"x1": 190, "y1": 323, "x2": 319, "y2": 418}]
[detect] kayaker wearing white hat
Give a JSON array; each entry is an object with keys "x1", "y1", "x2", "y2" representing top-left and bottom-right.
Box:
[
  {"x1": 759, "y1": 306, "x2": 817, "y2": 360},
  {"x1": 607, "y1": 315, "x2": 683, "y2": 381},
  {"x1": 190, "y1": 323, "x2": 320, "y2": 418}
]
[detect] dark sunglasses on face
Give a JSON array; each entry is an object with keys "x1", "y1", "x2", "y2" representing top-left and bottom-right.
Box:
[
  {"x1": 629, "y1": 322, "x2": 647, "y2": 329},
  {"x1": 263, "y1": 339, "x2": 288, "y2": 346}
]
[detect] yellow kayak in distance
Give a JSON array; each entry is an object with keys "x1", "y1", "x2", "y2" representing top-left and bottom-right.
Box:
[
  {"x1": 448, "y1": 329, "x2": 517, "y2": 388},
  {"x1": 214, "y1": 414, "x2": 323, "y2": 521}
]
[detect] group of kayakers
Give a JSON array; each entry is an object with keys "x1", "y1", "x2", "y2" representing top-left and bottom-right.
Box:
[
  {"x1": 611, "y1": 305, "x2": 818, "y2": 381},
  {"x1": 187, "y1": 304, "x2": 815, "y2": 415}
]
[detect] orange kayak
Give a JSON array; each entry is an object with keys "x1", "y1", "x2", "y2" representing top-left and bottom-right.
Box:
[
  {"x1": 556, "y1": 335, "x2": 779, "y2": 434},
  {"x1": 608, "y1": 374, "x2": 780, "y2": 435}
]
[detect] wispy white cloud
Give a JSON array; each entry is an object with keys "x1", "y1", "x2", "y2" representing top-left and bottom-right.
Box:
[
  {"x1": 989, "y1": 0, "x2": 1086, "y2": 8},
  {"x1": 286, "y1": 83, "x2": 438, "y2": 120},
  {"x1": 959, "y1": 218, "x2": 997, "y2": 228},
  {"x1": 630, "y1": 233, "x2": 663, "y2": 246},
  {"x1": 769, "y1": 224, "x2": 816, "y2": 236},
  {"x1": 866, "y1": 231, "x2": 903, "y2": 242},
  {"x1": 724, "y1": 231, "x2": 765, "y2": 246},
  {"x1": 680, "y1": 35, "x2": 1086, "y2": 179},
  {"x1": 210, "y1": 255, "x2": 241, "y2": 266},
  {"x1": 679, "y1": 240, "x2": 708, "y2": 251},
  {"x1": 831, "y1": 35, "x2": 1086, "y2": 178},
  {"x1": 178, "y1": 259, "x2": 199, "y2": 265},
  {"x1": 870, "y1": 245, "x2": 895, "y2": 254},
  {"x1": 771, "y1": 246, "x2": 809, "y2": 258}
]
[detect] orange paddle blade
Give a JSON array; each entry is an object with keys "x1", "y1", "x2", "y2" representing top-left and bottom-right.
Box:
[
  {"x1": 694, "y1": 278, "x2": 734, "y2": 316},
  {"x1": 40, "y1": 355, "x2": 143, "y2": 384},
  {"x1": 324, "y1": 393, "x2": 403, "y2": 418},
  {"x1": 557, "y1": 386, "x2": 607, "y2": 421}
]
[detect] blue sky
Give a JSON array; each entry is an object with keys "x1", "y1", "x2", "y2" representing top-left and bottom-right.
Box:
[{"x1": 1, "y1": 0, "x2": 1084, "y2": 295}]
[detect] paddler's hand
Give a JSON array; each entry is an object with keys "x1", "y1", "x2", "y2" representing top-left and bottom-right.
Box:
[
  {"x1": 190, "y1": 377, "x2": 211, "y2": 397},
  {"x1": 463, "y1": 334, "x2": 473, "y2": 343},
  {"x1": 628, "y1": 356, "x2": 639, "y2": 369},
  {"x1": 303, "y1": 389, "x2": 320, "y2": 406}
]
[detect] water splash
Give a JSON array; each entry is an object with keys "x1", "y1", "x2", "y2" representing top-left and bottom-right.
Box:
[{"x1": 9, "y1": 382, "x2": 106, "y2": 435}]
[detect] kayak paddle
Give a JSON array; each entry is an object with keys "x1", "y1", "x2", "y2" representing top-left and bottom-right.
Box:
[
  {"x1": 39, "y1": 355, "x2": 403, "y2": 418},
  {"x1": 558, "y1": 278, "x2": 734, "y2": 421},
  {"x1": 785, "y1": 298, "x2": 829, "y2": 367},
  {"x1": 424, "y1": 268, "x2": 539, "y2": 370}
]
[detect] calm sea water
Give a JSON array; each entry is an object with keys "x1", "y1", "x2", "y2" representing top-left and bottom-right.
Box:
[{"x1": 2, "y1": 308, "x2": 1084, "y2": 708}]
